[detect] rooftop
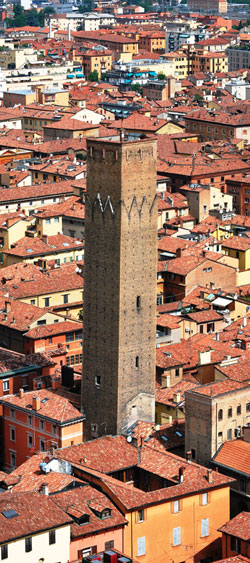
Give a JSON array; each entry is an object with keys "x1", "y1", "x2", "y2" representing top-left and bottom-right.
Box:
[
  {"x1": 0, "y1": 389, "x2": 83, "y2": 425},
  {"x1": 212, "y1": 439, "x2": 250, "y2": 476},
  {"x1": 219, "y1": 512, "x2": 250, "y2": 541},
  {"x1": 0, "y1": 491, "x2": 72, "y2": 544}
]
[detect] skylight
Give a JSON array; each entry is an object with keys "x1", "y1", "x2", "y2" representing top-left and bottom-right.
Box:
[{"x1": 2, "y1": 509, "x2": 18, "y2": 519}]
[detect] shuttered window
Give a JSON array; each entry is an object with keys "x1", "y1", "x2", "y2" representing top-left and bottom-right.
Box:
[
  {"x1": 201, "y1": 518, "x2": 209, "y2": 537},
  {"x1": 173, "y1": 527, "x2": 181, "y2": 546},
  {"x1": 137, "y1": 537, "x2": 146, "y2": 556}
]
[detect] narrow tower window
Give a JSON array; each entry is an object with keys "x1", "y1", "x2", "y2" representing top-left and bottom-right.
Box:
[
  {"x1": 136, "y1": 296, "x2": 141, "y2": 311},
  {"x1": 136, "y1": 356, "x2": 139, "y2": 369}
]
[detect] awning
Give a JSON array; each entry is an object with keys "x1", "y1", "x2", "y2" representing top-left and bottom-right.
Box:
[{"x1": 212, "y1": 297, "x2": 233, "y2": 307}]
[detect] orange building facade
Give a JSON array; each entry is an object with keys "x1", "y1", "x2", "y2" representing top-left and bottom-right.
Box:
[{"x1": 0, "y1": 388, "x2": 84, "y2": 470}]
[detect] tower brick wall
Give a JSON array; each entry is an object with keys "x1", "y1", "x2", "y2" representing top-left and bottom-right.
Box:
[{"x1": 81, "y1": 135, "x2": 158, "y2": 438}]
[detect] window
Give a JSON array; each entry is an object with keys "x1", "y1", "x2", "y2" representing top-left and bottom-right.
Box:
[
  {"x1": 105, "y1": 541, "x2": 114, "y2": 551},
  {"x1": 175, "y1": 368, "x2": 180, "y2": 377},
  {"x1": 228, "y1": 407, "x2": 232, "y2": 418},
  {"x1": 63, "y1": 294, "x2": 69, "y2": 304},
  {"x1": 202, "y1": 493, "x2": 208, "y2": 505},
  {"x1": 191, "y1": 448, "x2": 196, "y2": 460},
  {"x1": 54, "y1": 217, "x2": 59, "y2": 223},
  {"x1": 237, "y1": 405, "x2": 241, "y2": 415},
  {"x1": 231, "y1": 536, "x2": 240, "y2": 553},
  {"x1": 49, "y1": 530, "x2": 56, "y2": 545},
  {"x1": 40, "y1": 439, "x2": 45, "y2": 452},
  {"x1": 44, "y1": 297, "x2": 50, "y2": 307},
  {"x1": 25, "y1": 537, "x2": 32, "y2": 552},
  {"x1": 138, "y1": 509, "x2": 144, "y2": 522},
  {"x1": 173, "y1": 527, "x2": 181, "y2": 546},
  {"x1": 28, "y1": 415, "x2": 32, "y2": 426},
  {"x1": 218, "y1": 432, "x2": 223, "y2": 441},
  {"x1": 10, "y1": 409, "x2": 15, "y2": 420},
  {"x1": 95, "y1": 375, "x2": 101, "y2": 387},
  {"x1": 240, "y1": 479, "x2": 246, "y2": 493},
  {"x1": 173, "y1": 500, "x2": 180, "y2": 513},
  {"x1": 46, "y1": 219, "x2": 51, "y2": 224},
  {"x1": 66, "y1": 332, "x2": 74, "y2": 343},
  {"x1": 30, "y1": 299, "x2": 35, "y2": 306},
  {"x1": 136, "y1": 356, "x2": 139, "y2": 369},
  {"x1": 246, "y1": 402, "x2": 250, "y2": 412},
  {"x1": 52, "y1": 425, "x2": 57, "y2": 436},
  {"x1": 3, "y1": 380, "x2": 9, "y2": 392},
  {"x1": 28, "y1": 434, "x2": 33, "y2": 448},
  {"x1": 136, "y1": 296, "x2": 141, "y2": 310},
  {"x1": 137, "y1": 537, "x2": 146, "y2": 556},
  {"x1": 218, "y1": 409, "x2": 223, "y2": 421},
  {"x1": 1, "y1": 545, "x2": 8, "y2": 560},
  {"x1": 201, "y1": 518, "x2": 209, "y2": 537},
  {"x1": 75, "y1": 330, "x2": 82, "y2": 341}
]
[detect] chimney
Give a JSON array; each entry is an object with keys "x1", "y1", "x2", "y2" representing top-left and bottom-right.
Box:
[
  {"x1": 40, "y1": 482, "x2": 49, "y2": 495},
  {"x1": 176, "y1": 247, "x2": 182, "y2": 258},
  {"x1": 67, "y1": 23, "x2": 71, "y2": 41},
  {"x1": 42, "y1": 235, "x2": 48, "y2": 244},
  {"x1": 32, "y1": 396, "x2": 41, "y2": 411},
  {"x1": 19, "y1": 388, "x2": 24, "y2": 398},
  {"x1": 179, "y1": 466, "x2": 185, "y2": 483},
  {"x1": 173, "y1": 391, "x2": 181, "y2": 403},
  {"x1": 207, "y1": 469, "x2": 213, "y2": 483},
  {"x1": 243, "y1": 316, "x2": 247, "y2": 327},
  {"x1": 215, "y1": 332, "x2": 219, "y2": 341},
  {"x1": 5, "y1": 300, "x2": 11, "y2": 313},
  {"x1": 186, "y1": 451, "x2": 192, "y2": 463},
  {"x1": 120, "y1": 128, "x2": 125, "y2": 142}
]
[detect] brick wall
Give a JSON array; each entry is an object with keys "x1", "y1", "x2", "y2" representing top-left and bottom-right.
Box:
[{"x1": 82, "y1": 136, "x2": 158, "y2": 438}]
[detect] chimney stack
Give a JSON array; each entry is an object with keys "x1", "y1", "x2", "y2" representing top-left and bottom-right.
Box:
[
  {"x1": 40, "y1": 482, "x2": 49, "y2": 495},
  {"x1": 5, "y1": 300, "x2": 11, "y2": 313},
  {"x1": 32, "y1": 396, "x2": 41, "y2": 411},
  {"x1": 19, "y1": 388, "x2": 24, "y2": 399},
  {"x1": 207, "y1": 469, "x2": 213, "y2": 483},
  {"x1": 179, "y1": 466, "x2": 185, "y2": 483}
]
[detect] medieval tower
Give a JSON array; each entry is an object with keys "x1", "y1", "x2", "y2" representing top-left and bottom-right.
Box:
[{"x1": 81, "y1": 134, "x2": 158, "y2": 439}]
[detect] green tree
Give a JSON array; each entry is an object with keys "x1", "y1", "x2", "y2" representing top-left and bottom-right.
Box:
[
  {"x1": 78, "y1": 309, "x2": 83, "y2": 321},
  {"x1": 131, "y1": 82, "x2": 141, "y2": 93},
  {"x1": 87, "y1": 69, "x2": 99, "y2": 82},
  {"x1": 194, "y1": 93, "x2": 203, "y2": 102},
  {"x1": 157, "y1": 72, "x2": 166, "y2": 80}
]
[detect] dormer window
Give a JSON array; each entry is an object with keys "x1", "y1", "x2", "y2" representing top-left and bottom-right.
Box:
[{"x1": 101, "y1": 509, "x2": 111, "y2": 519}]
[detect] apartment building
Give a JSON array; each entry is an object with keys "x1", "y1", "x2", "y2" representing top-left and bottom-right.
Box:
[
  {"x1": 0, "y1": 388, "x2": 84, "y2": 469},
  {"x1": 185, "y1": 380, "x2": 250, "y2": 466}
]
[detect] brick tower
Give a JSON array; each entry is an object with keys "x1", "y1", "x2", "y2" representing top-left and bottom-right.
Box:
[{"x1": 81, "y1": 134, "x2": 158, "y2": 439}]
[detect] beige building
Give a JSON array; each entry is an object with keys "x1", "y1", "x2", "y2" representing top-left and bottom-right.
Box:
[
  {"x1": 185, "y1": 380, "x2": 250, "y2": 467},
  {"x1": 0, "y1": 48, "x2": 37, "y2": 70}
]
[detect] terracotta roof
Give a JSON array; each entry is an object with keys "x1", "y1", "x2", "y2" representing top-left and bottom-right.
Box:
[
  {"x1": 213, "y1": 439, "x2": 250, "y2": 476},
  {"x1": 187, "y1": 310, "x2": 223, "y2": 323},
  {"x1": 72, "y1": 445, "x2": 233, "y2": 511},
  {"x1": 1, "y1": 453, "x2": 83, "y2": 494},
  {"x1": 155, "y1": 379, "x2": 199, "y2": 407},
  {"x1": 24, "y1": 320, "x2": 82, "y2": 339},
  {"x1": 56, "y1": 435, "x2": 138, "y2": 473},
  {"x1": 0, "y1": 491, "x2": 72, "y2": 544},
  {"x1": 190, "y1": 380, "x2": 248, "y2": 398},
  {"x1": 4, "y1": 234, "x2": 84, "y2": 259},
  {"x1": 0, "y1": 261, "x2": 83, "y2": 300},
  {"x1": 0, "y1": 181, "x2": 74, "y2": 205},
  {"x1": 52, "y1": 486, "x2": 127, "y2": 538},
  {"x1": 222, "y1": 236, "x2": 250, "y2": 251},
  {"x1": 219, "y1": 512, "x2": 250, "y2": 540},
  {"x1": 0, "y1": 389, "x2": 83, "y2": 425}
]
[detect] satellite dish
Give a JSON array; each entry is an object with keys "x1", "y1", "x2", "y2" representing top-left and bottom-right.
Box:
[{"x1": 127, "y1": 435, "x2": 132, "y2": 443}]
